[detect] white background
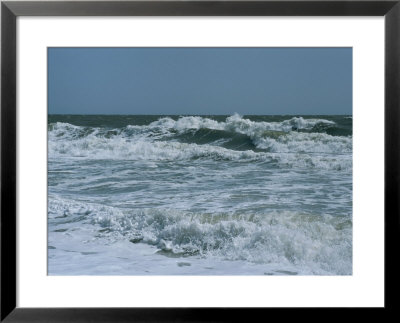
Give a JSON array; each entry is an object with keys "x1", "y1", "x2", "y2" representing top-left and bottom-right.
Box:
[{"x1": 17, "y1": 17, "x2": 384, "y2": 307}]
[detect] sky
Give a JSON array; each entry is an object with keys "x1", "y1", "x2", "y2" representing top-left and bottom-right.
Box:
[{"x1": 48, "y1": 47, "x2": 352, "y2": 115}]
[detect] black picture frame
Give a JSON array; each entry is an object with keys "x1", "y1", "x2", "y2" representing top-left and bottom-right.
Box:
[{"x1": 1, "y1": 0, "x2": 399, "y2": 321}]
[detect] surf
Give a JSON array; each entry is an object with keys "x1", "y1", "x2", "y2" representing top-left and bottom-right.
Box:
[{"x1": 48, "y1": 114, "x2": 352, "y2": 171}]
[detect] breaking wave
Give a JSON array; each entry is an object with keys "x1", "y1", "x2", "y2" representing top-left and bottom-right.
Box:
[
  {"x1": 49, "y1": 196, "x2": 352, "y2": 275},
  {"x1": 48, "y1": 114, "x2": 352, "y2": 171}
]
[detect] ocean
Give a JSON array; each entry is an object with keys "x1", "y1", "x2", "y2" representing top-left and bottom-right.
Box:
[{"x1": 48, "y1": 114, "x2": 352, "y2": 275}]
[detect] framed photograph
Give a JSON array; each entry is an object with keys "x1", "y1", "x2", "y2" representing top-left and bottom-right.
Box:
[{"x1": 1, "y1": 0, "x2": 399, "y2": 321}]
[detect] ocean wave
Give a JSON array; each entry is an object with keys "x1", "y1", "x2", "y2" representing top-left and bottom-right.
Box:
[
  {"x1": 148, "y1": 113, "x2": 336, "y2": 133},
  {"x1": 48, "y1": 115, "x2": 352, "y2": 170},
  {"x1": 49, "y1": 196, "x2": 352, "y2": 275},
  {"x1": 48, "y1": 114, "x2": 345, "y2": 142}
]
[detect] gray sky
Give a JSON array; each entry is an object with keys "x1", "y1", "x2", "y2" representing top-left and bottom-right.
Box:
[{"x1": 48, "y1": 47, "x2": 352, "y2": 115}]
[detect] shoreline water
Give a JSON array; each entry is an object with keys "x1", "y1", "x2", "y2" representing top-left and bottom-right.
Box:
[{"x1": 48, "y1": 114, "x2": 352, "y2": 275}]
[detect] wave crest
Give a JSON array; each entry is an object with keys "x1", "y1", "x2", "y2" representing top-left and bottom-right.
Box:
[
  {"x1": 49, "y1": 197, "x2": 352, "y2": 275},
  {"x1": 48, "y1": 115, "x2": 352, "y2": 170}
]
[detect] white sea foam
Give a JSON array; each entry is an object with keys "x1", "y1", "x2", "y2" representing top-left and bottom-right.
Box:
[
  {"x1": 48, "y1": 115, "x2": 352, "y2": 171},
  {"x1": 48, "y1": 135, "x2": 266, "y2": 162},
  {"x1": 149, "y1": 113, "x2": 335, "y2": 133},
  {"x1": 48, "y1": 196, "x2": 352, "y2": 275}
]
